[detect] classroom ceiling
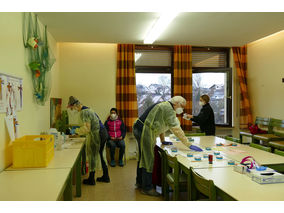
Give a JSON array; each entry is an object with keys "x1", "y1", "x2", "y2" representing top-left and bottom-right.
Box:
[{"x1": 36, "y1": 12, "x2": 284, "y2": 46}]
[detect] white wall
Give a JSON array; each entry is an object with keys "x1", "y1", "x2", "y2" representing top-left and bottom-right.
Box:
[
  {"x1": 0, "y1": 13, "x2": 60, "y2": 171},
  {"x1": 247, "y1": 31, "x2": 284, "y2": 120},
  {"x1": 59, "y1": 43, "x2": 117, "y2": 121}
]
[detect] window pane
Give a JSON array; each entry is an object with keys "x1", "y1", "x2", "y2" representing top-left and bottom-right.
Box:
[
  {"x1": 192, "y1": 73, "x2": 227, "y2": 125},
  {"x1": 136, "y1": 73, "x2": 171, "y2": 116},
  {"x1": 135, "y1": 50, "x2": 171, "y2": 66}
]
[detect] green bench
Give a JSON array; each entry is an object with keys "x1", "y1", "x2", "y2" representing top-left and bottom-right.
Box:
[
  {"x1": 225, "y1": 136, "x2": 241, "y2": 143},
  {"x1": 274, "y1": 149, "x2": 284, "y2": 157},
  {"x1": 253, "y1": 118, "x2": 284, "y2": 146},
  {"x1": 249, "y1": 143, "x2": 272, "y2": 152},
  {"x1": 269, "y1": 141, "x2": 284, "y2": 152},
  {"x1": 185, "y1": 132, "x2": 206, "y2": 137},
  {"x1": 239, "y1": 117, "x2": 270, "y2": 144}
]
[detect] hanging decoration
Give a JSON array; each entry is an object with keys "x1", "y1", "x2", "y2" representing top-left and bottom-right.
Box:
[
  {"x1": 27, "y1": 37, "x2": 39, "y2": 48},
  {"x1": 23, "y1": 12, "x2": 55, "y2": 105}
]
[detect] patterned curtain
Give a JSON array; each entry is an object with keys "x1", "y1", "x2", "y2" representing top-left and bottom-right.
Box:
[
  {"x1": 232, "y1": 45, "x2": 253, "y2": 129},
  {"x1": 173, "y1": 45, "x2": 192, "y2": 131},
  {"x1": 116, "y1": 44, "x2": 138, "y2": 132}
]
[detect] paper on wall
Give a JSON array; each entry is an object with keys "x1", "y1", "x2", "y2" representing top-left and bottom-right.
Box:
[
  {"x1": 0, "y1": 73, "x2": 23, "y2": 114},
  {"x1": 5, "y1": 115, "x2": 15, "y2": 142},
  {"x1": 0, "y1": 75, "x2": 6, "y2": 113}
]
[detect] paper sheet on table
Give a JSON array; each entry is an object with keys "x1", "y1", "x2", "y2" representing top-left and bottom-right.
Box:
[
  {"x1": 224, "y1": 148, "x2": 247, "y2": 155},
  {"x1": 5, "y1": 115, "x2": 15, "y2": 141},
  {"x1": 212, "y1": 147, "x2": 225, "y2": 151}
]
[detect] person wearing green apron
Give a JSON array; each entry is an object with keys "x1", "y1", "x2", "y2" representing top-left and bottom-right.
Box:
[
  {"x1": 133, "y1": 96, "x2": 197, "y2": 196},
  {"x1": 69, "y1": 97, "x2": 109, "y2": 185}
]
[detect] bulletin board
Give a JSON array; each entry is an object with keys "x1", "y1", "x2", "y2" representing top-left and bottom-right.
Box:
[{"x1": 0, "y1": 73, "x2": 23, "y2": 115}]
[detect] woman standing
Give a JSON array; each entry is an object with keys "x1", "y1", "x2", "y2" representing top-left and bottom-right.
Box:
[
  {"x1": 69, "y1": 96, "x2": 110, "y2": 185},
  {"x1": 184, "y1": 94, "x2": 215, "y2": 136}
]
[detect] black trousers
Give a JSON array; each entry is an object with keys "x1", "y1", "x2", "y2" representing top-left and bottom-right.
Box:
[
  {"x1": 133, "y1": 124, "x2": 153, "y2": 191},
  {"x1": 99, "y1": 127, "x2": 109, "y2": 178}
]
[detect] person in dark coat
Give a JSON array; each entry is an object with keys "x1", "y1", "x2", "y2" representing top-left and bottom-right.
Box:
[{"x1": 184, "y1": 94, "x2": 215, "y2": 135}]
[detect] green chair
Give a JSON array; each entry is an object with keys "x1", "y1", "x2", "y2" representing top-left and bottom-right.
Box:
[
  {"x1": 185, "y1": 132, "x2": 206, "y2": 137},
  {"x1": 239, "y1": 117, "x2": 270, "y2": 144},
  {"x1": 225, "y1": 136, "x2": 241, "y2": 143},
  {"x1": 252, "y1": 118, "x2": 284, "y2": 146},
  {"x1": 269, "y1": 141, "x2": 284, "y2": 152},
  {"x1": 274, "y1": 149, "x2": 284, "y2": 157},
  {"x1": 157, "y1": 148, "x2": 166, "y2": 197},
  {"x1": 249, "y1": 143, "x2": 272, "y2": 152},
  {"x1": 164, "y1": 154, "x2": 187, "y2": 201},
  {"x1": 189, "y1": 167, "x2": 217, "y2": 201}
]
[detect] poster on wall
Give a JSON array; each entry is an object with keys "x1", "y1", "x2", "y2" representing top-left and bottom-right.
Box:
[{"x1": 0, "y1": 73, "x2": 23, "y2": 115}]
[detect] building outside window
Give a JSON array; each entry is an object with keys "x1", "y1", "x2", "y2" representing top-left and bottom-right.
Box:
[{"x1": 135, "y1": 47, "x2": 172, "y2": 117}]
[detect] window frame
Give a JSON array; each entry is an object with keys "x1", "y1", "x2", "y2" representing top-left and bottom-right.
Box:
[
  {"x1": 192, "y1": 47, "x2": 232, "y2": 127},
  {"x1": 135, "y1": 45, "x2": 174, "y2": 97}
]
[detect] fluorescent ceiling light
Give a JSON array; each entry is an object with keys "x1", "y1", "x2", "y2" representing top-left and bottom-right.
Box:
[{"x1": 144, "y1": 12, "x2": 179, "y2": 44}]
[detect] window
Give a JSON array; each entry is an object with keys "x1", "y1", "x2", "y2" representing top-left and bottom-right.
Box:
[
  {"x1": 192, "y1": 70, "x2": 231, "y2": 125},
  {"x1": 135, "y1": 46, "x2": 232, "y2": 126},
  {"x1": 192, "y1": 48, "x2": 232, "y2": 127},
  {"x1": 135, "y1": 46, "x2": 173, "y2": 116},
  {"x1": 136, "y1": 73, "x2": 171, "y2": 116}
]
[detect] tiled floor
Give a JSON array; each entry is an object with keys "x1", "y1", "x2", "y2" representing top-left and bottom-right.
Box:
[{"x1": 73, "y1": 159, "x2": 163, "y2": 201}]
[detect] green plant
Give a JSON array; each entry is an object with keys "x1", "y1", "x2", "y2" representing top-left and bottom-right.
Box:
[{"x1": 55, "y1": 110, "x2": 69, "y2": 133}]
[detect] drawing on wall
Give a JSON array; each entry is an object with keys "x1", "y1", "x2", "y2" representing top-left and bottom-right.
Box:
[
  {"x1": 0, "y1": 73, "x2": 23, "y2": 115},
  {"x1": 50, "y1": 98, "x2": 62, "y2": 128}
]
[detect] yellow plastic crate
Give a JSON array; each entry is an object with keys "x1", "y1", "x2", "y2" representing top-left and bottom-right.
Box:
[{"x1": 12, "y1": 135, "x2": 54, "y2": 168}]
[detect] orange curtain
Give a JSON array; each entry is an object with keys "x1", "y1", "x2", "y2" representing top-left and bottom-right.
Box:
[
  {"x1": 116, "y1": 44, "x2": 138, "y2": 132},
  {"x1": 173, "y1": 45, "x2": 192, "y2": 131},
  {"x1": 232, "y1": 45, "x2": 253, "y2": 129}
]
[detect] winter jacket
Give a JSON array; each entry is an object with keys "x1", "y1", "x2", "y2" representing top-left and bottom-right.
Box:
[
  {"x1": 191, "y1": 103, "x2": 215, "y2": 136},
  {"x1": 104, "y1": 116, "x2": 126, "y2": 139}
]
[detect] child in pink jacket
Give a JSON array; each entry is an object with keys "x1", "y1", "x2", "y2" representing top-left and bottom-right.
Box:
[{"x1": 104, "y1": 108, "x2": 126, "y2": 167}]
